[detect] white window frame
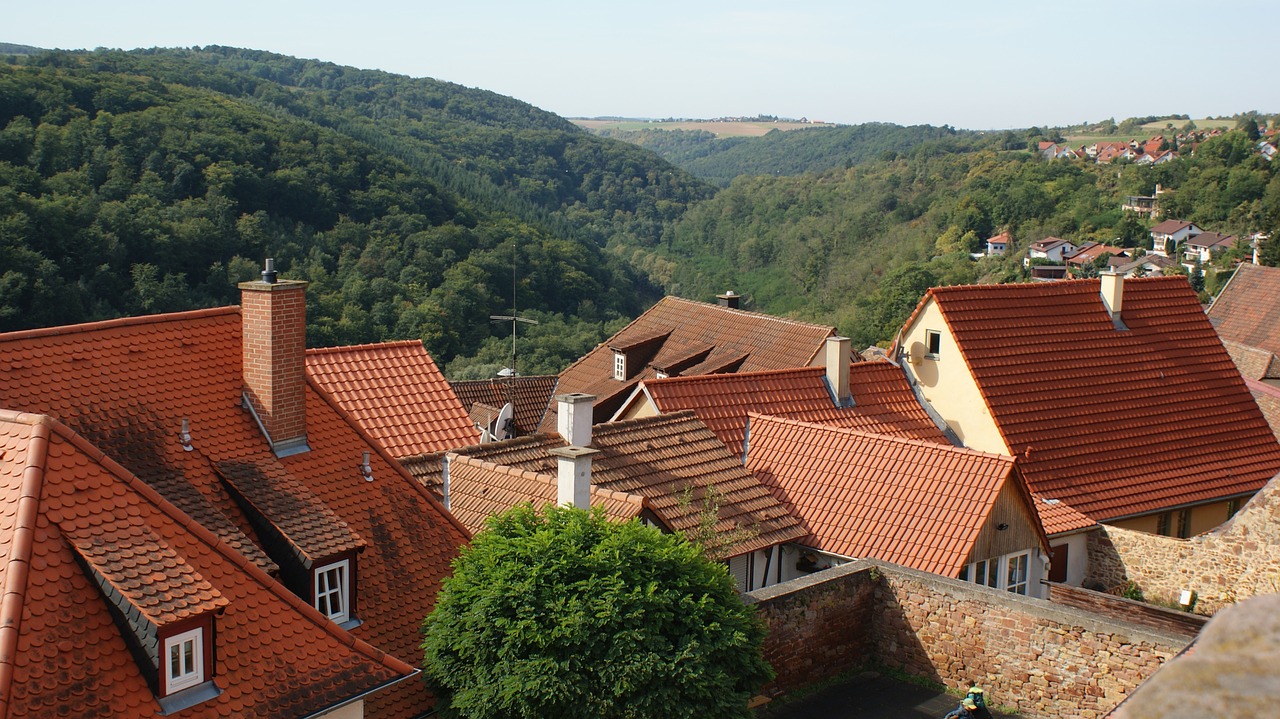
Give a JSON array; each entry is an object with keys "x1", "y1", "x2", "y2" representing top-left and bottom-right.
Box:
[
  {"x1": 1005, "y1": 552, "x2": 1029, "y2": 595},
  {"x1": 960, "y1": 551, "x2": 1031, "y2": 595},
  {"x1": 613, "y1": 352, "x2": 626, "y2": 381},
  {"x1": 315, "y1": 559, "x2": 351, "y2": 623},
  {"x1": 163, "y1": 627, "x2": 204, "y2": 694},
  {"x1": 925, "y1": 330, "x2": 942, "y2": 359}
]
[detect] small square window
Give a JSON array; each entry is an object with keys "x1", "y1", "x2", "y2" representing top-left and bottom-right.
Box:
[
  {"x1": 613, "y1": 352, "x2": 626, "y2": 381},
  {"x1": 164, "y1": 628, "x2": 204, "y2": 694},
  {"x1": 925, "y1": 330, "x2": 942, "y2": 358},
  {"x1": 315, "y1": 559, "x2": 351, "y2": 624}
]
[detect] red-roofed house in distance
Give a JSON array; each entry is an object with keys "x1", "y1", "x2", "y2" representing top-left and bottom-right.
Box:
[
  {"x1": 612, "y1": 335, "x2": 952, "y2": 456},
  {"x1": 0, "y1": 264, "x2": 472, "y2": 718},
  {"x1": 545, "y1": 292, "x2": 835, "y2": 432},
  {"x1": 744, "y1": 415, "x2": 1051, "y2": 596},
  {"x1": 896, "y1": 273, "x2": 1280, "y2": 538},
  {"x1": 1025, "y1": 237, "x2": 1078, "y2": 266},
  {"x1": 986, "y1": 232, "x2": 1010, "y2": 256},
  {"x1": 1149, "y1": 219, "x2": 1204, "y2": 257},
  {"x1": 1181, "y1": 231, "x2": 1238, "y2": 269}
]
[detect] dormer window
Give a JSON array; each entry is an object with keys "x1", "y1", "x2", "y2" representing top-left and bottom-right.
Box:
[
  {"x1": 164, "y1": 627, "x2": 205, "y2": 694},
  {"x1": 655, "y1": 370, "x2": 668, "y2": 380},
  {"x1": 613, "y1": 352, "x2": 626, "y2": 381},
  {"x1": 315, "y1": 558, "x2": 354, "y2": 625}
]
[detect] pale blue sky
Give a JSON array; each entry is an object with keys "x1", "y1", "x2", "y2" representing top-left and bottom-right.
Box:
[{"x1": 11, "y1": 0, "x2": 1275, "y2": 129}]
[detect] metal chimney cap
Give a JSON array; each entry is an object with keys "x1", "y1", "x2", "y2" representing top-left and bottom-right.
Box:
[{"x1": 261, "y1": 258, "x2": 278, "y2": 284}]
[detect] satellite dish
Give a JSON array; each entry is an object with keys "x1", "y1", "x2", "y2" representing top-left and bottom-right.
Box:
[{"x1": 494, "y1": 402, "x2": 515, "y2": 440}]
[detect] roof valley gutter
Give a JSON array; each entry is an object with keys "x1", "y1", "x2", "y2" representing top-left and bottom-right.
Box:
[{"x1": 298, "y1": 668, "x2": 422, "y2": 719}]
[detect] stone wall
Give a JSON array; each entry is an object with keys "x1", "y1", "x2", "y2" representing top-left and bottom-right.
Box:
[
  {"x1": 748, "y1": 561, "x2": 1190, "y2": 719},
  {"x1": 1085, "y1": 474, "x2": 1280, "y2": 615}
]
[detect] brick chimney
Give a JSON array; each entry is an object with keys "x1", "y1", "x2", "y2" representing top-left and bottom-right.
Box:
[
  {"x1": 556, "y1": 393, "x2": 595, "y2": 447},
  {"x1": 240, "y1": 259, "x2": 310, "y2": 457},
  {"x1": 716, "y1": 290, "x2": 740, "y2": 310},
  {"x1": 825, "y1": 336, "x2": 853, "y2": 407}
]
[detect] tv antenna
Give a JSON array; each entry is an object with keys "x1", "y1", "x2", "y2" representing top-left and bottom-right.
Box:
[{"x1": 489, "y1": 241, "x2": 538, "y2": 379}]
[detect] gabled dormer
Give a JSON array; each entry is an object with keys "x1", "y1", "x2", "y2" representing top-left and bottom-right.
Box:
[
  {"x1": 607, "y1": 330, "x2": 670, "y2": 382},
  {"x1": 63, "y1": 522, "x2": 229, "y2": 713},
  {"x1": 215, "y1": 459, "x2": 367, "y2": 629}
]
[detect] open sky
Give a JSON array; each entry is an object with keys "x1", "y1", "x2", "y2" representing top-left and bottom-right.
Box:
[{"x1": 10, "y1": 0, "x2": 1274, "y2": 130}]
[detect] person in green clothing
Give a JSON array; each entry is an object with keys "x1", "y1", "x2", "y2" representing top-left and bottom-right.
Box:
[{"x1": 966, "y1": 683, "x2": 994, "y2": 719}]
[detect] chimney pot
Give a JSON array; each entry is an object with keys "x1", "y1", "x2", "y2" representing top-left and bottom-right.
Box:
[
  {"x1": 717, "y1": 291, "x2": 741, "y2": 310},
  {"x1": 261, "y1": 258, "x2": 278, "y2": 284}
]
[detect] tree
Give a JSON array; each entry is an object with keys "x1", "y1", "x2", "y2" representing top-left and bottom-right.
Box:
[{"x1": 421, "y1": 504, "x2": 774, "y2": 719}]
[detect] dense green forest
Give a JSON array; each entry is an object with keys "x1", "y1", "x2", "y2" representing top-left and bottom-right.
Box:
[
  {"x1": 0, "y1": 47, "x2": 713, "y2": 374},
  {"x1": 593, "y1": 122, "x2": 968, "y2": 184},
  {"x1": 1, "y1": 45, "x2": 1277, "y2": 377}
]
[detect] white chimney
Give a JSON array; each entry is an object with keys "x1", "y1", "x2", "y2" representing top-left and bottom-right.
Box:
[
  {"x1": 1100, "y1": 270, "x2": 1124, "y2": 319},
  {"x1": 550, "y1": 446, "x2": 599, "y2": 509},
  {"x1": 556, "y1": 393, "x2": 595, "y2": 446},
  {"x1": 825, "y1": 336, "x2": 853, "y2": 407}
]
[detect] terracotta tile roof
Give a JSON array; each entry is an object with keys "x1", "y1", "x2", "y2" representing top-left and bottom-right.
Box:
[
  {"x1": 1221, "y1": 340, "x2": 1280, "y2": 381},
  {"x1": 546, "y1": 296, "x2": 835, "y2": 431},
  {"x1": 1247, "y1": 379, "x2": 1280, "y2": 444},
  {"x1": 305, "y1": 340, "x2": 479, "y2": 456},
  {"x1": 0, "y1": 410, "x2": 415, "y2": 718},
  {"x1": 450, "y1": 375, "x2": 558, "y2": 437},
  {"x1": 744, "y1": 415, "x2": 1042, "y2": 576},
  {"x1": 912, "y1": 277, "x2": 1280, "y2": 520},
  {"x1": 450, "y1": 413, "x2": 807, "y2": 559},
  {"x1": 444, "y1": 454, "x2": 645, "y2": 533},
  {"x1": 630, "y1": 361, "x2": 949, "y2": 456},
  {"x1": 1186, "y1": 231, "x2": 1237, "y2": 249},
  {"x1": 1033, "y1": 495, "x2": 1098, "y2": 536},
  {"x1": 1066, "y1": 243, "x2": 1125, "y2": 266},
  {"x1": 1207, "y1": 263, "x2": 1280, "y2": 362},
  {"x1": 0, "y1": 309, "x2": 471, "y2": 718},
  {"x1": 987, "y1": 232, "x2": 1010, "y2": 246}
]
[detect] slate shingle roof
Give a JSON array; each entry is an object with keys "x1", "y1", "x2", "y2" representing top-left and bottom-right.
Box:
[
  {"x1": 0, "y1": 411, "x2": 414, "y2": 719},
  {"x1": 744, "y1": 414, "x2": 1039, "y2": 576},
  {"x1": 306, "y1": 340, "x2": 480, "y2": 456},
  {"x1": 448, "y1": 413, "x2": 807, "y2": 558},
  {"x1": 444, "y1": 454, "x2": 645, "y2": 533},
  {"x1": 629, "y1": 360, "x2": 948, "y2": 456},
  {"x1": 546, "y1": 296, "x2": 835, "y2": 431},
  {"x1": 0, "y1": 309, "x2": 471, "y2": 718},
  {"x1": 450, "y1": 375, "x2": 558, "y2": 437},
  {"x1": 914, "y1": 277, "x2": 1280, "y2": 520}
]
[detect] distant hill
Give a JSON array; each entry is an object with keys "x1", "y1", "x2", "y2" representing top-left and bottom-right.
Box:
[
  {"x1": 0, "y1": 46, "x2": 713, "y2": 369},
  {"x1": 589, "y1": 122, "x2": 968, "y2": 184},
  {"x1": 0, "y1": 43, "x2": 44, "y2": 55}
]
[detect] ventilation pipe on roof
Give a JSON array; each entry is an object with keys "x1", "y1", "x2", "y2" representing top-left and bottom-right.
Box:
[
  {"x1": 1099, "y1": 270, "x2": 1127, "y2": 331},
  {"x1": 240, "y1": 258, "x2": 311, "y2": 457},
  {"x1": 556, "y1": 393, "x2": 595, "y2": 447},
  {"x1": 717, "y1": 290, "x2": 740, "y2": 310},
  {"x1": 824, "y1": 336, "x2": 854, "y2": 408}
]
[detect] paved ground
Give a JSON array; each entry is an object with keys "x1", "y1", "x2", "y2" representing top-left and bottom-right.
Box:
[{"x1": 756, "y1": 671, "x2": 1020, "y2": 719}]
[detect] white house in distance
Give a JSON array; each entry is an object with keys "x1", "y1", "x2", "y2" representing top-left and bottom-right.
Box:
[
  {"x1": 1181, "y1": 231, "x2": 1238, "y2": 268},
  {"x1": 986, "y1": 232, "x2": 1011, "y2": 256},
  {"x1": 1024, "y1": 237, "x2": 1078, "y2": 266},
  {"x1": 1149, "y1": 219, "x2": 1203, "y2": 257}
]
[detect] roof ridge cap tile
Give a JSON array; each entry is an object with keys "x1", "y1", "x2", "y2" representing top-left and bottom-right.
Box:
[
  {"x1": 305, "y1": 339, "x2": 424, "y2": 357},
  {"x1": 0, "y1": 306, "x2": 238, "y2": 344},
  {"x1": 747, "y1": 412, "x2": 1016, "y2": 462},
  {"x1": 663, "y1": 296, "x2": 837, "y2": 331}
]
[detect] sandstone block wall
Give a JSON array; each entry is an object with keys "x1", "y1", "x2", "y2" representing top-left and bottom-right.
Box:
[
  {"x1": 1086, "y1": 476, "x2": 1280, "y2": 615},
  {"x1": 749, "y1": 561, "x2": 1189, "y2": 719}
]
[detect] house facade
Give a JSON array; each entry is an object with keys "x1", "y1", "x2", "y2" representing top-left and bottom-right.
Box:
[
  {"x1": 895, "y1": 274, "x2": 1280, "y2": 537},
  {"x1": 1149, "y1": 220, "x2": 1203, "y2": 257}
]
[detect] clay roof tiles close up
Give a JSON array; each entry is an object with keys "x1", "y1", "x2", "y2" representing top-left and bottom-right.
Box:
[{"x1": 450, "y1": 374, "x2": 559, "y2": 438}]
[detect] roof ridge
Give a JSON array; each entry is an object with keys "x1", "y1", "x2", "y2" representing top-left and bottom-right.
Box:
[
  {"x1": 0, "y1": 411, "x2": 53, "y2": 719},
  {"x1": 0, "y1": 306, "x2": 238, "y2": 344},
  {"x1": 593, "y1": 409, "x2": 700, "y2": 436},
  {"x1": 661, "y1": 296, "x2": 837, "y2": 331},
  {"x1": 746, "y1": 412, "x2": 1016, "y2": 462},
  {"x1": 305, "y1": 339, "x2": 423, "y2": 356},
  {"x1": 305, "y1": 374, "x2": 474, "y2": 540},
  {"x1": 645, "y1": 366, "x2": 824, "y2": 388},
  {"x1": 34, "y1": 412, "x2": 419, "y2": 678}
]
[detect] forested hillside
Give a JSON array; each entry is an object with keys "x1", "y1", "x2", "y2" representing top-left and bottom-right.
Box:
[
  {"x1": 639, "y1": 130, "x2": 1280, "y2": 348},
  {"x1": 592, "y1": 122, "x2": 968, "y2": 184},
  {"x1": 0, "y1": 47, "x2": 711, "y2": 373}
]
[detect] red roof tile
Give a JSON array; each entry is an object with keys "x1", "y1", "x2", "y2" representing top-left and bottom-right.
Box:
[
  {"x1": 0, "y1": 410, "x2": 414, "y2": 719},
  {"x1": 444, "y1": 454, "x2": 645, "y2": 533},
  {"x1": 629, "y1": 361, "x2": 949, "y2": 456},
  {"x1": 744, "y1": 415, "x2": 1042, "y2": 576},
  {"x1": 306, "y1": 340, "x2": 480, "y2": 456},
  {"x1": 450, "y1": 413, "x2": 807, "y2": 559},
  {"x1": 1208, "y1": 263, "x2": 1280, "y2": 367},
  {"x1": 547, "y1": 296, "x2": 835, "y2": 430},
  {"x1": 1247, "y1": 379, "x2": 1280, "y2": 444},
  {"x1": 1033, "y1": 495, "x2": 1098, "y2": 536},
  {"x1": 914, "y1": 277, "x2": 1280, "y2": 520},
  {"x1": 451, "y1": 375, "x2": 558, "y2": 437},
  {"x1": 0, "y1": 309, "x2": 471, "y2": 718}
]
